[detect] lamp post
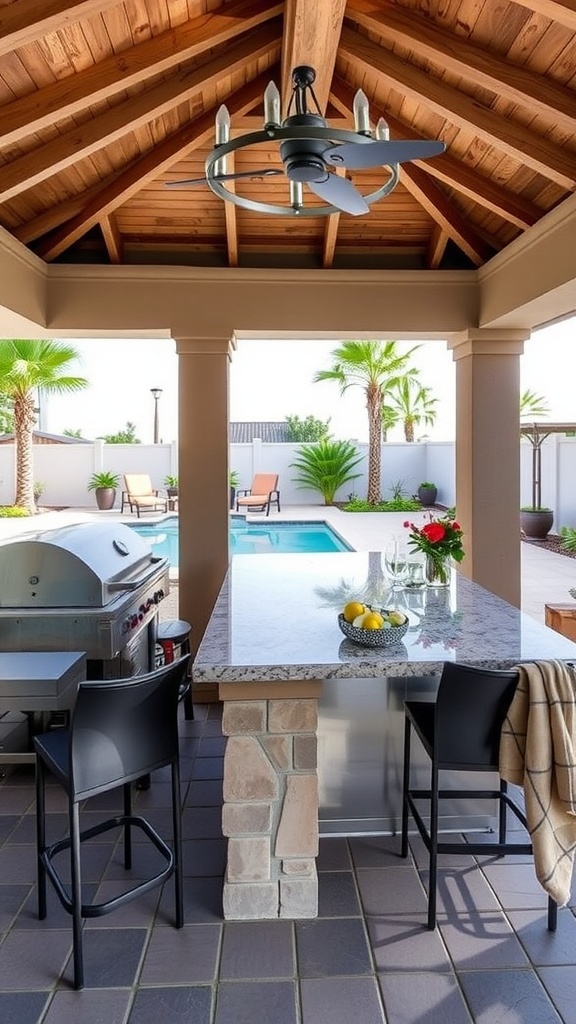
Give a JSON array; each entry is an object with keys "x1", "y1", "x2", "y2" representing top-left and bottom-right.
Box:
[{"x1": 150, "y1": 388, "x2": 162, "y2": 444}]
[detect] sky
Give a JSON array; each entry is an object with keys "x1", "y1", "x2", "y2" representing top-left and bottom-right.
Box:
[{"x1": 43, "y1": 318, "x2": 575, "y2": 443}]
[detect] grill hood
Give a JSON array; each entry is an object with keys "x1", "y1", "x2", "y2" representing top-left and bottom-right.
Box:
[{"x1": 0, "y1": 521, "x2": 165, "y2": 608}]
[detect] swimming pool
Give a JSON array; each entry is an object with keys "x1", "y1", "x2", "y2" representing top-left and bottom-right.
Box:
[{"x1": 129, "y1": 516, "x2": 351, "y2": 565}]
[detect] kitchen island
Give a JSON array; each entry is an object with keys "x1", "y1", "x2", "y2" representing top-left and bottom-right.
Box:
[{"x1": 192, "y1": 551, "x2": 576, "y2": 920}]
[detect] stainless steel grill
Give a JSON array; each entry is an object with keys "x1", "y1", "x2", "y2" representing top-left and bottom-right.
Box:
[{"x1": 0, "y1": 521, "x2": 169, "y2": 676}]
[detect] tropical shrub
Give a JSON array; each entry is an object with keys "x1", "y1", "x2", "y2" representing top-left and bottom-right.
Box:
[
  {"x1": 343, "y1": 497, "x2": 420, "y2": 513},
  {"x1": 0, "y1": 505, "x2": 30, "y2": 517},
  {"x1": 88, "y1": 471, "x2": 120, "y2": 490},
  {"x1": 290, "y1": 439, "x2": 362, "y2": 505}
]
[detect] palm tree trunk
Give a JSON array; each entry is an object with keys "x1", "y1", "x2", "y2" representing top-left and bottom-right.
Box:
[
  {"x1": 14, "y1": 394, "x2": 36, "y2": 513},
  {"x1": 367, "y1": 383, "x2": 382, "y2": 504},
  {"x1": 405, "y1": 418, "x2": 415, "y2": 442}
]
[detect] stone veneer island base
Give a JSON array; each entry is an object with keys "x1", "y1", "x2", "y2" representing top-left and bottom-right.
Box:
[
  {"x1": 192, "y1": 551, "x2": 576, "y2": 921},
  {"x1": 220, "y1": 681, "x2": 321, "y2": 919}
]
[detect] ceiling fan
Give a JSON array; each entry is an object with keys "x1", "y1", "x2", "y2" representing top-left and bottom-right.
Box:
[{"x1": 166, "y1": 66, "x2": 445, "y2": 217}]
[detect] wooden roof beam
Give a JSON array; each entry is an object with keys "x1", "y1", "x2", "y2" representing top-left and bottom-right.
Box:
[
  {"x1": 0, "y1": 0, "x2": 117, "y2": 57},
  {"x1": 510, "y1": 0, "x2": 576, "y2": 32},
  {"x1": 0, "y1": 0, "x2": 283, "y2": 148},
  {"x1": 281, "y1": 0, "x2": 347, "y2": 114},
  {"x1": 330, "y1": 80, "x2": 493, "y2": 265},
  {"x1": 100, "y1": 214, "x2": 122, "y2": 264},
  {"x1": 0, "y1": 25, "x2": 280, "y2": 203},
  {"x1": 34, "y1": 76, "x2": 268, "y2": 261},
  {"x1": 330, "y1": 78, "x2": 541, "y2": 230},
  {"x1": 339, "y1": 26, "x2": 576, "y2": 189},
  {"x1": 346, "y1": 0, "x2": 576, "y2": 132}
]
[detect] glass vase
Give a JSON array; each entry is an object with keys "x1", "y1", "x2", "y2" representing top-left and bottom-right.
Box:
[{"x1": 425, "y1": 553, "x2": 451, "y2": 587}]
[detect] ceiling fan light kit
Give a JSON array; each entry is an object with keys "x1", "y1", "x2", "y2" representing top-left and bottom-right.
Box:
[{"x1": 168, "y1": 66, "x2": 445, "y2": 216}]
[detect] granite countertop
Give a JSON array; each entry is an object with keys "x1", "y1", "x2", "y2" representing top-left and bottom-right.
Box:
[{"x1": 192, "y1": 552, "x2": 576, "y2": 683}]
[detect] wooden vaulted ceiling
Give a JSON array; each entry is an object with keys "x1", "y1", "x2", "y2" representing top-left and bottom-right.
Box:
[{"x1": 0, "y1": 0, "x2": 574, "y2": 272}]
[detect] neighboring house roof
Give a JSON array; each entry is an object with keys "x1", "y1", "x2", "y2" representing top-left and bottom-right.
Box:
[
  {"x1": 0, "y1": 431, "x2": 92, "y2": 445},
  {"x1": 230, "y1": 422, "x2": 290, "y2": 444}
]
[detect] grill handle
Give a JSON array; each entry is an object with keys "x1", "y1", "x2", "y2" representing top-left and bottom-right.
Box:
[{"x1": 107, "y1": 561, "x2": 166, "y2": 592}]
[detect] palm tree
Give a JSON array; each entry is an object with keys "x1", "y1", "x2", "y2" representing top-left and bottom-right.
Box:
[
  {"x1": 386, "y1": 378, "x2": 438, "y2": 442},
  {"x1": 520, "y1": 389, "x2": 550, "y2": 420},
  {"x1": 314, "y1": 340, "x2": 419, "y2": 504},
  {"x1": 0, "y1": 339, "x2": 88, "y2": 513}
]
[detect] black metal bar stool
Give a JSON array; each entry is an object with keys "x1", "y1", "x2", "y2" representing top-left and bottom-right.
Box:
[{"x1": 157, "y1": 619, "x2": 193, "y2": 720}]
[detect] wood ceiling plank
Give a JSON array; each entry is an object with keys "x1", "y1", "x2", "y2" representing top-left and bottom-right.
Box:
[
  {"x1": 510, "y1": 0, "x2": 576, "y2": 32},
  {"x1": 280, "y1": 0, "x2": 347, "y2": 113},
  {"x1": 330, "y1": 78, "x2": 542, "y2": 229},
  {"x1": 223, "y1": 153, "x2": 239, "y2": 267},
  {"x1": 346, "y1": 0, "x2": 576, "y2": 132},
  {"x1": 34, "y1": 73, "x2": 268, "y2": 259},
  {"x1": 0, "y1": 0, "x2": 283, "y2": 147},
  {"x1": 339, "y1": 26, "x2": 576, "y2": 189},
  {"x1": 0, "y1": 1, "x2": 121, "y2": 55},
  {"x1": 0, "y1": 25, "x2": 281, "y2": 202}
]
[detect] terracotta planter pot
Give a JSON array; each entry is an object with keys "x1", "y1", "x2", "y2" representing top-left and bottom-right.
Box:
[{"x1": 520, "y1": 509, "x2": 553, "y2": 539}]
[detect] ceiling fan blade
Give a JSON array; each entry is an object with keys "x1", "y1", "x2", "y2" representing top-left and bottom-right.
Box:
[
  {"x1": 307, "y1": 173, "x2": 369, "y2": 216},
  {"x1": 166, "y1": 168, "x2": 283, "y2": 188},
  {"x1": 325, "y1": 139, "x2": 445, "y2": 170}
]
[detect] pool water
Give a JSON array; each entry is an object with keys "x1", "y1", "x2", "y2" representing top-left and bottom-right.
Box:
[{"x1": 129, "y1": 516, "x2": 351, "y2": 565}]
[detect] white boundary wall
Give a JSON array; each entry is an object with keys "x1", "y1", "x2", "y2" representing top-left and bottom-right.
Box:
[{"x1": 1, "y1": 435, "x2": 576, "y2": 530}]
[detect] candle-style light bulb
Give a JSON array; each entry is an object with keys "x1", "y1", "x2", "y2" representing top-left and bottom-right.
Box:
[
  {"x1": 264, "y1": 81, "x2": 281, "y2": 129},
  {"x1": 214, "y1": 105, "x2": 230, "y2": 178},
  {"x1": 353, "y1": 89, "x2": 371, "y2": 135},
  {"x1": 290, "y1": 180, "x2": 303, "y2": 211},
  {"x1": 375, "y1": 117, "x2": 390, "y2": 141},
  {"x1": 215, "y1": 104, "x2": 231, "y2": 145}
]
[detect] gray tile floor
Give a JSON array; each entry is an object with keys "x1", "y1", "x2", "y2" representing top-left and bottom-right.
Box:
[{"x1": 1, "y1": 699, "x2": 576, "y2": 1024}]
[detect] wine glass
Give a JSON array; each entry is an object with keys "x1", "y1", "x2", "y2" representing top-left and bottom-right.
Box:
[{"x1": 384, "y1": 538, "x2": 409, "y2": 591}]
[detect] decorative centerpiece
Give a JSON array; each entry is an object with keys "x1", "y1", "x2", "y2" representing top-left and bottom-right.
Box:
[
  {"x1": 404, "y1": 511, "x2": 465, "y2": 587},
  {"x1": 338, "y1": 601, "x2": 408, "y2": 647}
]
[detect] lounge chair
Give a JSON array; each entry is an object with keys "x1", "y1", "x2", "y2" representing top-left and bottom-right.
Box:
[
  {"x1": 235, "y1": 473, "x2": 281, "y2": 516},
  {"x1": 121, "y1": 473, "x2": 168, "y2": 517}
]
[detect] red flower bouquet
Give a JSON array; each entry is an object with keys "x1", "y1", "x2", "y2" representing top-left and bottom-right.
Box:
[{"x1": 404, "y1": 511, "x2": 465, "y2": 585}]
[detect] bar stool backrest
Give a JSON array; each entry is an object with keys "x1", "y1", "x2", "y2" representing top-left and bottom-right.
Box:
[
  {"x1": 70, "y1": 655, "x2": 190, "y2": 800},
  {"x1": 434, "y1": 662, "x2": 519, "y2": 770}
]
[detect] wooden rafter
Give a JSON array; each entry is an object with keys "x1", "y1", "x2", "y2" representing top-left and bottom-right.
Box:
[
  {"x1": 339, "y1": 26, "x2": 576, "y2": 190},
  {"x1": 330, "y1": 80, "x2": 494, "y2": 265},
  {"x1": 0, "y1": 0, "x2": 117, "y2": 57},
  {"x1": 330, "y1": 78, "x2": 540, "y2": 231},
  {"x1": 0, "y1": 0, "x2": 282, "y2": 148},
  {"x1": 510, "y1": 0, "x2": 576, "y2": 31},
  {"x1": 0, "y1": 26, "x2": 281, "y2": 204},
  {"x1": 281, "y1": 0, "x2": 347, "y2": 113},
  {"x1": 346, "y1": 0, "x2": 576, "y2": 133},
  {"x1": 427, "y1": 224, "x2": 449, "y2": 269},
  {"x1": 34, "y1": 76, "x2": 268, "y2": 261},
  {"x1": 100, "y1": 214, "x2": 122, "y2": 264}
]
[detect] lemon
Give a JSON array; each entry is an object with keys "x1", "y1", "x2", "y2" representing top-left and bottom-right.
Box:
[
  {"x1": 343, "y1": 600, "x2": 366, "y2": 623},
  {"x1": 388, "y1": 611, "x2": 407, "y2": 626},
  {"x1": 361, "y1": 612, "x2": 384, "y2": 630}
]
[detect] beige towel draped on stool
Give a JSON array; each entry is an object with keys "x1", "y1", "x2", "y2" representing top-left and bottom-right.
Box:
[{"x1": 499, "y1": 659, "x2": 576, "y2": 906}]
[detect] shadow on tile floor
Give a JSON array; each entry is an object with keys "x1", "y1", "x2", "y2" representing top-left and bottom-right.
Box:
[{"x1": 0, "y1": 703, "x2": 575, "y2": 1024}]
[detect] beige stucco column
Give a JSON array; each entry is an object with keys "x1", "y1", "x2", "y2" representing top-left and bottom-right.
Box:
[
  {"x1": 448, "y1": 328, "x2": 529, "y2": 608},
  {"x1": 175, "y1": 336, "x2": 234, "y2": 685}
]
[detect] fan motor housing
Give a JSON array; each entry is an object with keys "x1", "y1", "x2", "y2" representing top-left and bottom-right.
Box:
[{"x1": 280, "y1": 114, "x2": 330, "y2": 182}]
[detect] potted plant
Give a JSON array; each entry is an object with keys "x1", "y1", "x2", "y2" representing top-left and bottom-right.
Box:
[
  {"x1": 88, "y1": 470, "x2": 119, "y2": 510},
  {"x1": 164, "y1": 474, "x2": 179, "y2": 498},
  {"x1": 520, "y1": 506, "x2": 554, "y2": 539},
  {"x1": 229, "y1": 470, "x2": 240, "y2": 510},
  {"x1": 417, "y1": 482, "x2": 437, "y2": 506}
]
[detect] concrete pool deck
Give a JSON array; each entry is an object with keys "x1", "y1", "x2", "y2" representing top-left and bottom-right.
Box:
[{"x1": 0, "y1": 503, "x2": 574, "y2": 625}]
